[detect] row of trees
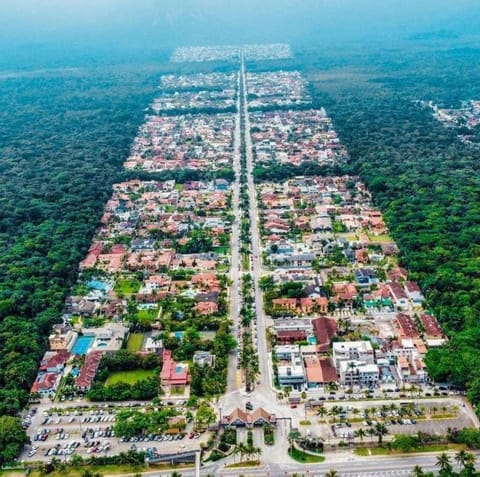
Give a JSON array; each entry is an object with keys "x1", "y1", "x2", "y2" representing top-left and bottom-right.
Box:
[{"x1": 411, "y1": 451, "x2": 477, "y2": 477}]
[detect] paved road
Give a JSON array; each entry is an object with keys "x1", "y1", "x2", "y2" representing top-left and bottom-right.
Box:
[
  {"x1": 240, "y1": 53, "x2": 274, "y2": 404},
  {"x1": 225, "y1": 69, "x2": 243, "y2": 398},
  {"x1": 141, "y1": 450, "x2": 472, "y2": 477},
  {"x1": 220, "y1": 54, "x2": 276, "y2": 416}
]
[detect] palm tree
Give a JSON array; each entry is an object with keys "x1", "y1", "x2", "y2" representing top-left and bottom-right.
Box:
[
  {"x1": 436, "y1": 452, "x2": 452, "y2": 474},
  {"x1": 245, "y1": 444, "x2": 257, "y2": 462},
  {"x1": 373, "y1": 422, "x2": 388, "y2": 445},
  {"x1": 455, "y1": 449, "x2": 469, "y2": 469},
  {"x1": 455, "y1": 449, "x2": 476, "y2": 470},
  {"x1": 236, "y1": 442, "x2": 248, "y2": 463},
  {"x1": 325, "y1": 470, "x2": 338, "y2": 477},
  {"x1": 317, "y1": 406, "x2": 328, "y2": 420},
  {"x1": 354, "y1": 428, "x2": 366, "y2": 442},
  {"x1": 329, "y1": 405, "x2": 341, "y2": 423},
  {"x1": 380, "y1": 403, "x2": 389, "y2": 413},
  {"x1": 465, "y1": 451, "x2": 476, "y2": 466},
  {"x1": 283, "y1": 386, "x2": 292, "y2": 403},
  {"x1": 410, "y1": 465, "x2": 424, "y2": 477}
]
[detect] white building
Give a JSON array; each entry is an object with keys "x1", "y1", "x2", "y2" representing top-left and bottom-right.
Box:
[
  {"x1": 275, "y1": 345, "x2": 300, "y2": 361},
  {"x1": 339, "y1": 360, "x2": 379, "y2": 387},
  {"x1": 278, "y1": 363, "x2": 305, "y2": 389},
  {"x1": 332, "y1": 341, "x2": 375, "y2": 368}
]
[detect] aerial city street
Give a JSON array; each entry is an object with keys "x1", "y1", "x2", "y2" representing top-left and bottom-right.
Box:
[{"x1": 14, "y1": 43, "x2": 480, "y2": 477}]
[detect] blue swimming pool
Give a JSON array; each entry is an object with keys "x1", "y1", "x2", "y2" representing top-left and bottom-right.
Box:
[
  {"x1": 307, "y1": 335, "x2": 317, "y2": 345},
  {"x1": 72, "y1": 335, "x2": 94, "y2": 355},
  {"x1": 87, "y1": 280, "x2": 109, "y2": 291},
  {"x1": 174, "y1": 331, "x2": 184, "y2": 340}
]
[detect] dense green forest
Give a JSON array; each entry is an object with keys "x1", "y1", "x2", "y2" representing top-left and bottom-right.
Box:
[
  {"x1": 0, "y1": 64, "x2": 165, "y2": 416},
  {"x1": 302, "y1": 46, "x2": 480, "y2": 404}
]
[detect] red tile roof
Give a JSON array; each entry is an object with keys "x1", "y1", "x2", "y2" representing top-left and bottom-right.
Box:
[
  {"x1": 395, "y1": 313, "x2": 420, "y2": 339},
  {"x1": 420, "y1": 314, "x2": 444, "y2": 338},
  {"x1": 76, "y1": 351, "x2": 104, "y2": 389},
  {"x1": 161, "y1": 350, "x2": 189, "y2": 386},
  {"x1": 312, "y1": 317, "x2": 337, "y2": 351}
]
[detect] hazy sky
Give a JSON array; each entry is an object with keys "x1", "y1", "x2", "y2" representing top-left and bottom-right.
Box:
[{"x1": 1, "y1": 0, "x2": 480, "y2": 67}]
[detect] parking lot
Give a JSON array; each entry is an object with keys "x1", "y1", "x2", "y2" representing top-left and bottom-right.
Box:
[
  {"x1": 297, "y1": 397, "x2": 477, "y2": 445},
  {"x1": 20, "y1": 401, "x2": 206, "y2": 462}
]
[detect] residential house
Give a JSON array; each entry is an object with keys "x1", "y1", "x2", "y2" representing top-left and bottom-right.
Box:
[
  {"x1": 39, "y1": 350, "x2": 70, "y2": 374},
  {"x1": 76, "y1": 351, "x2": 104, "y2": 391},
  {"x1": 160, "y1": 349, "x2": 190, "y2": 387},
  {"x1": 405, "y1": 281, "x2": 424, "y2": 306},
  {"x1": 388, "y1": 281, "x2": 409, "y2": 309},
  {"x1": 304, "y1": 356, "x2": 338, "y2": 389},
  {"x1": 311, "y1": 317, "x2": 337, "y2": 352},
  {"x1": 143, "y1": 334, "x2": 163, "y2": 354},
  {"x1": 339, "y1": 360, "x2": 379, "y2": 387},
  {"x1": 31, "y1": 372, "x2": 62, "y2": 397},
  {"x1": 193, "y1": 351, "x2": 216, "y2": 367},
  {"x1": 332, "y1": 341, "x2": 375, "y2": 369},
  {"x1": 49, "y1": 329, "x2": 77, "y2": 351}
]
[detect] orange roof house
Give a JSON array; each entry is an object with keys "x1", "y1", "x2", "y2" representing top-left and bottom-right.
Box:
[{"x1": 160, "y1": 350, "x2": 189, "y2": 387}]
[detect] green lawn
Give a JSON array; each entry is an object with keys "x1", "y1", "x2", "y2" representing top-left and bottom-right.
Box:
[
  {"x1": 114, "y1": 277, "x2": 141, "y2": 295},
  {"x1": 241, "y1": 253, "x2": 250, "y2": 271},
  {"x1": 289, "y1": 447, "x2": 325, "y2": 463},
  {"x1": 200, "y1": 330, "x2": 216, "y2": 340},
  {"x1": 367, "y1": 232, "x2": 393, "y2": 243},
  {"x1": 126, "y1": 332, "x2": 144, "y2": 351},
  {"x1": 28, "y1": 464, "x2": 148, "y2": 477},
  {"x1": 106, "y1": 369, "x2": 155, "y2": 385},
  {"x1": 213, "y1": 246, "x2": 230, "y2": 255},
  {"x1": 225, "y1": 460, "x2": 260, "y2": 468},
  {"x1": 354, "y1": 443, "x2": 458, "y2": 456},
  {"x1": 137, "y1": 306, "x2": 159, "y2": 321},
  {"x1": 215, "y1": 263, "x2": 229, "y2": 272}
]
